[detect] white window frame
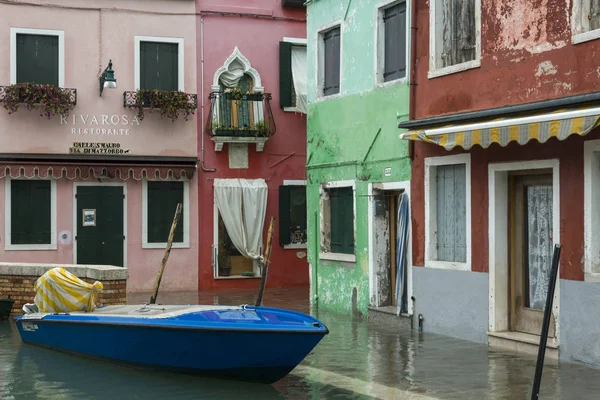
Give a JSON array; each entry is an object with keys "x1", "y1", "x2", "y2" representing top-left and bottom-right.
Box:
[
  {"x1": 282, "y1": 37, "x2": 308, "y2": 113},
  {"x1": 10, "y1": 28, "x2": 65, "y2": 87},
  {"x1": 134, "y1": 36, "x2": 185, "y2": 91},
  {"x1": 142, "y1": 179, "x2": 190, "y2": 249},
  {"x1": 375, "y1": 0, "x2": 410, "y2": 88},
  {"x1": 72, "y1": 182, "x2": 128, "y2": 268},
  {"x1": 316, "y1": 21, "x2": 343, "y2": 102},
  {"x1": 5, "y1": 176, "x2": 57, "y2": 251},
  {"x1": 571, "y1": 0, "x2": 600, "y2": 44},
  {"x1": 584, "y1": 139, "x2": 600, "y2": 281},
  {"x1": 428, "y1": 0, "x2": 481, "y2": 79},
  {"x1": 319, "y1": 180, "x2": 357, "y2": 263},
  {"x1": 424, "y1": 154, "x2": 471, "y2": 271},
  {"x1": 283, "y1": 179, "x2": 308, "y2": 249}
]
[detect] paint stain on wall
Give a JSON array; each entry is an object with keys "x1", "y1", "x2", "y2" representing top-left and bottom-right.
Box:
[{"x1": 535, "y1": 61, "x2": 558, "y2": 77}]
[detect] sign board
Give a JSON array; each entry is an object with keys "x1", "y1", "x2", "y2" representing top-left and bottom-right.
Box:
[
  {"x1": 384, "y1": 167, "x2": 392, "y2": 177},
  {"x1": 69, "y1": 142, "x2": 131, "y2": 155}
]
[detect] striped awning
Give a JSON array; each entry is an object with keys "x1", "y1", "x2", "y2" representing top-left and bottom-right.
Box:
[{"x1": 400, "y1": 106, "x2": 600, "y2": 151}]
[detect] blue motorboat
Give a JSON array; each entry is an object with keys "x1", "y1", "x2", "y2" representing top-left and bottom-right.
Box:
[{"x1": 14, "y1": 303, "x2": 329, "y2": 383}]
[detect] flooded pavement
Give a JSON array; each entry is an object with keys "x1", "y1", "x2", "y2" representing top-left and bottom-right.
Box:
[{"x1": 2, "y1": 286, "x2": 600, "y2": 399}]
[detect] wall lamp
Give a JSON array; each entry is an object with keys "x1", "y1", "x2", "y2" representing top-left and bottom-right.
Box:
[{"x1": 99, "y1": 59, "x2": 117, "y2": 96}]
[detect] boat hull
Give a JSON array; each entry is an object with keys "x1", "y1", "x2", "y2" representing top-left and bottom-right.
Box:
[{"x1": 14, "y1": 306, "x2": 328, "y2": 383}]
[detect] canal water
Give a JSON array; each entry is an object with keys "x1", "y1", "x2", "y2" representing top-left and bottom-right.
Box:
[{"x1": 2, "y1": 286, "x2": 600, "y2": 399}]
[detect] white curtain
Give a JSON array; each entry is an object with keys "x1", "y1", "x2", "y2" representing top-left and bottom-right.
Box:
[
  {"x1": 214, "y1": 178, "x2": 268, "y2": 261},
  {"x1": 291, "y1": 46, "x2": 307, "y2": 114},
  {"x1": 219, "y1": 62, "x2": 245, "y2": 88}
]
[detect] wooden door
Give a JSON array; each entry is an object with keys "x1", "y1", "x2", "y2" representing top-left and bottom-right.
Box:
[
  {"x1": 76, "y1": 186, "x2": 124, "y2": 267},
  {"x1": 509, "y1": 173, "x2": 555, "y2": 337}
]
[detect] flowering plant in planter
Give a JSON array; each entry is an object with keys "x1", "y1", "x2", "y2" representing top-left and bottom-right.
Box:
[
  {"x1": 134, "y1": 89, "x2": 196, "y2": 122},
  {"x1": 2, "y1": 83, "x2": 74, "y2": 119}
]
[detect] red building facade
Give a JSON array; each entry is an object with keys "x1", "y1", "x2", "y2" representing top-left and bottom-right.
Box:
[
  {"x1": 400, "y1": 0, "x2": 600, "y2": 367},
  {"x1": 196, "y1": 0, "x2": 309, "y2": 290}
]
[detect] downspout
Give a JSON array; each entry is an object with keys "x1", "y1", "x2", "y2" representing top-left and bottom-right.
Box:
[
  {"x1": 200, "y1": 15, "x2": 216, "y2": 173},
  {"x1": 407, "y1": 0, "x2": 417, "y2": 161}
]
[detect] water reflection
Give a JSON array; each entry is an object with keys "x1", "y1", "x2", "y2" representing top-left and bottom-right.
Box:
[{"x1": 2, "y1": 287, "x2": 600, "y2": 399}]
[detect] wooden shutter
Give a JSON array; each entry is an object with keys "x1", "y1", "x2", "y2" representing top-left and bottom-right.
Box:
[
  {"x1": 16, "y1": 34, "x2": 58, "y2": 85},
  {"x1": 383, "y1": 3, "x2": 407, "y2": 82},
  {"x1": 279, "y1": 41, "x2": 293, "y2": 108},
  {"x1": 592, "y1": 0, "x2": 600, "y2": 31},
  {"x1": 11, "y1": 180, "x2": 51, "y2": 245},
  {"x1": 279, "y1": 185, "x2": 292, "y2": 246},
  {"x1": 147, "y1": 181, "x2": 184, "y2": 243},
  {"x1": 435, "y1": 165, "x2": 467, "y2": 262},
  {"x1": 289, "y1": 186, "x2": 307, "y2": 244},
  {"x1": 140, "y1": 42, "x2": 178, "y2": 91},
  {"x1": 441, "y1": 0, "x2": 454, "y2": 67},
  {"x1": 323, "y1": 27, "x2": 340, "y2": 96},
  {"x1": 456, "y1": 0, "x2": 476, "y2": 63},
  {"x1": 330, "y1": 187, "x2": 354, "y2": 254}
]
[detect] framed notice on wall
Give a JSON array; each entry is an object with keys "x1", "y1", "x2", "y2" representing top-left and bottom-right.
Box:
[{"x1": 83, "y1": 209, "x2": 96, "y2": 227}]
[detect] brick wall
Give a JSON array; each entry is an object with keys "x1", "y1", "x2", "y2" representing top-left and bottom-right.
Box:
[{"x1": 1, "y1": 275, "x2": 127, "y2": 316}]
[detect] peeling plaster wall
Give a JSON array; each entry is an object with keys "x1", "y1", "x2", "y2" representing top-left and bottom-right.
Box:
[
  {"x1": 413, "y1": 0, "x2": 600, "y2": 117},
  {"x1": 306, "y1": 0, "x2": 411, "y2": 316}
]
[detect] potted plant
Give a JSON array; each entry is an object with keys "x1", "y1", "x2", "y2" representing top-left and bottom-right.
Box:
[
  {"x1": 0, "y1": 293, "x2": 14, "y2": 321},
  {"x1": 132, "y1": 89, "x2": 196, "y2": 122},
  {"x1": 1, "y1": 82, "x2": 75, "y2": 120},
  {"x1": 254, "y1": 120, "x2": 271, "y2": 137}
]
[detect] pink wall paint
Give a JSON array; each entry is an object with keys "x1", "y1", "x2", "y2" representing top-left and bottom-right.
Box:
[
  {"x1": 196, "y1": 0, "x2": 309, "y2": 289},
  {"x1": 0, "y1": 1, "x2": 198, "y2": 157},
  {"x1": 0, "y1": 1, "x2": 199, "y2": 292}
]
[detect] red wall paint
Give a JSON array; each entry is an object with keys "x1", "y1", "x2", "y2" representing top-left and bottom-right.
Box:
[
  {"x1": 409, "y1": 0, "x2": 600, "y2": 281},
  {"x1": 412, "y1": 0, "x2": 600, "y2": 119},
  {"x1": 196, "y1": 1, "x2": 308, "y2": 290},
  {"x1": 410, "y1": 129, "x2": 600, "y2": 281}
]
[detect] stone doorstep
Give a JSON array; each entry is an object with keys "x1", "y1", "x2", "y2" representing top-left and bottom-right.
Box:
[
  {"x1": 368, "y1": 305, "x2": 413, "y2": 330},
  {"x1": 488, "y1": 331, "x2": 559, "y2": 363}
]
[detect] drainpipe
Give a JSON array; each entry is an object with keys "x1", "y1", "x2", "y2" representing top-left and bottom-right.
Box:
[
  {"x1": 407, "y1": 0, "x2": 418, "y2": 161},
  {"x1": 200, "y1": 15, "x2": 216, "y2": 173}
]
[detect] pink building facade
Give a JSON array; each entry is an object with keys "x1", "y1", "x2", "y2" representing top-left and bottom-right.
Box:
[
  {"x1": 196, "y1": 1, "x2": 309, "y2": 289},
  {"x1": 0, "y1": 0, "x2": 199, "y2": 292}
]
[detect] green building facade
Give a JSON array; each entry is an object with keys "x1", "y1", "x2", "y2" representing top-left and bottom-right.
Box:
[{"x1": 306, "y1": 0, "x2": 412, "y2": 315}]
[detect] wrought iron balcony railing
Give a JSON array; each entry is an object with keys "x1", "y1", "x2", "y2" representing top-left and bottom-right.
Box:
[
  {"x1": 205, "y1": 91, "x2": 276, "y2": 138},
  {"x1": 0, "y1": 85, "x2": 77, "y2": 105},
  {"x1": 123, "y1": 90, "x2": 198, "y2": 109}
]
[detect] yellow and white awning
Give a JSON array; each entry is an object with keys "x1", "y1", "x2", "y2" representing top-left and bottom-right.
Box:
[{"x1": 400, "y1": 106, "x2": 600, "y2": 151}]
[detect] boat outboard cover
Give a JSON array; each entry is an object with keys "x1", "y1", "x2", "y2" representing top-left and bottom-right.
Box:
[{"x1": 33, "y1": 267, "x2": 103, "y2": 313}]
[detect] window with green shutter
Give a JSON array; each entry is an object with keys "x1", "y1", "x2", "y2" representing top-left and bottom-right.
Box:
[
  {"x1": 147, "y1": 181, "x2": 184, "y2": 243},
  {"x1": 383, "y1": 2, "x2": 407, "y2": 82},
  {"x1": 329, "y1": 187, "x2": 354, "y2": 254},
  {"x1": 140, "y1": 42, "x2": 179, "y2": 91},
  {"x1": 322, "y1": 27, "x2": 340, "y2": 96},
  {"x1": 16, "y1": 34, "x2": 59, "y2": 85},
  {"x1": 11, "y1": 180, "x2": 51, "y2": 245},
  {"x1": 279, "y1": 185, "x2": 307, "y2": 246}
]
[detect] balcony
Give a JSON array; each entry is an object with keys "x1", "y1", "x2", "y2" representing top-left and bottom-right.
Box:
[
  {"x1": 123, "y1": 90, "x2": 198, "y2": 122},
  {"x1": 205, "y1": 91, "x2": 276, "y2": 152}
]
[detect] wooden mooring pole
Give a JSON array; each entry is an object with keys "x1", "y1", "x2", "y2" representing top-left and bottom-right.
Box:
[
  {"x1": 149, "y1": 203, "x2": 183, "y2": 305},
  {"x1": 530, "y1": 244, "x2": 562, "y2": 400},
  {"x1": 255, "y1": 217, "x2": 275, "y2": 307}
]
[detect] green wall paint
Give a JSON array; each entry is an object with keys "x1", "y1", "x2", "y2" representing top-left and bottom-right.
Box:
[{"x1": 306, "y1": 80, "x2": 411, "y2": 314}]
